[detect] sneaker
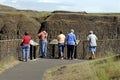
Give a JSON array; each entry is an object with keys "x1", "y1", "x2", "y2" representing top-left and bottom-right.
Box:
[
  {"x1": 71, "y1": 57, "x2": 74, "y2": 60},
  {"x1": 89, "y1": 57, "x2": 92, "y2": 60},
  {"x1": 23, "y1": 60, "x2": 26, "y2": 62},
  {"x1": 32, "y1": 59, "x2": 37, "y2": 61},
  {"x1": 66, "y1": 57, "x2": 71, "y2": 60},
  {"x1": 61, "y1": 57, "x2": 64, "y2": 60}
]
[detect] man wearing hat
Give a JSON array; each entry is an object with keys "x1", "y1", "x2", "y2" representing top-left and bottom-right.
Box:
[{"x1": 87, "y1": 30, "x2": 98, "y2": 59}]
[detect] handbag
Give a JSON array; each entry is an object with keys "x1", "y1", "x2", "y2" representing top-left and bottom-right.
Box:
[{"x1": 20, "y1": 42, "x2": 23, "y2": 46}]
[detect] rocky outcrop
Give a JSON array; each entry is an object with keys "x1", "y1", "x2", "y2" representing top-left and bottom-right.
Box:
[
  {"x1": 39, "y1": 13, "x2": 120, "y2": 59},
  {"x1": 0, "y1": 4, "x2": 120, "y2": 59},
  {"x1": 0, "y1": 4, "x2": 52, "y2": 40},
  {"x1": 42, "y1": 13, "x2": 119, "y2": 41},
  {"x1": 0, "y1": 14, "x2": 41, "y2": 40}
]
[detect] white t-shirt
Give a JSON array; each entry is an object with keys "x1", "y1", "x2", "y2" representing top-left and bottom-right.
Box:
[{"x1": 87, "y1": 33, "x2": 98, "y2": 46}]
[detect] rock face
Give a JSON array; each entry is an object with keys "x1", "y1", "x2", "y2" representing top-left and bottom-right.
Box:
[
  {"x1": 0, "y1": 4, "x2": 51, "y2": 40},
  {"x1": 40, "y1": 13, "x2": 120, "y2": 58},
  {"x1": 0, "y1": 6, "x2": 120, "y2": 41},
  {"x1": 42, "y1": 13, "x2": 120, "y2": 41},
  {"x1": 0, "y1": 14, "x2": 41, "y2": 40},
  {"x1": 0, "y1": 4, "x2": 120, "y2": 59}
]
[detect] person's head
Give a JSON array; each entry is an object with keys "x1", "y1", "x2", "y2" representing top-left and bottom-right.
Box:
[
  {"x1": 89, "y1": 30, "x2": 93, "y2": 34},
  {"x1": 60, "y1": 30, "x2": 63, "y2": 34},
  {"x1": 25, "y1": 32, "x2": 29, "y2": 35},
  {"x1": 70, "y1": 29, "x2": 74, "y2": 33}
]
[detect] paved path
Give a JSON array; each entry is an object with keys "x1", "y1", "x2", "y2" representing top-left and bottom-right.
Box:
[{"x1": 0, "y1": 58, "x2": 86, "y2": 80}]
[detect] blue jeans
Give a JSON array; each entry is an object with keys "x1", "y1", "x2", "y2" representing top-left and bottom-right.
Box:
[
  {"x1": 40, "y1": 40, "x2": 47, "y2": 57},
  {"x1": 22, "y1": 45, "x2": 30, "y2": 61},
  {"x1": 58, "y1": 43, "x2": 65, "y2": 57}
]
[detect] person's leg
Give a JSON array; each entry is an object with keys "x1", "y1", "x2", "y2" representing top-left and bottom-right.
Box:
[
  {"x1": 71, "y1": 45, "x2": 75, "y2": 59},
  {"x1": 61, "y1": 44, "x2": 65, "y2": 58},
  {"x1": 69, "y1": 45, "x2": 73, "y2": 59},
  {"x1": 60, "y1": 43, "x2": 64, "y2": 59},
  {"x1": 58, "y1": 43, "x2": 62, "y2": 58},
  {"x1": 40, "y1": 40, "x2": 44, "y2": 57},
  {"x1": 22, "y1": 45, "x2": 26, "y2": 61},
  {"x1": 25, "y1": 45, "x2": 30, "y2": 61},
  {"x1": 89, "y1": 46, "x2": 93, "y2": 59},
  {"x1": 58, "y1": 43, "x2": 64, "y2": 59},
  {"x1": 39, "y1": 40, "x2": 42, "y2": 57},
  {"x1": 67, "y1": 45, "x2": 70, "y2": 59},
  {"x1": 92, "y1": 46, "x2": 96, "y2": 59},
  {"x1": 92, "y1": 52, "x2": 95, "y2": 59},
  {"x1": 42, "y1": 40, "x2": 47, "y2": 57},
  {"x1": 44, "y1": 40, "x2": 47, "y2": 57}
]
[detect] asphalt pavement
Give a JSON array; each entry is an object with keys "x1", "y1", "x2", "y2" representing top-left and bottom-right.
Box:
[{"x1": 0, "y1": 58, "x2": 85, "y2": 80}]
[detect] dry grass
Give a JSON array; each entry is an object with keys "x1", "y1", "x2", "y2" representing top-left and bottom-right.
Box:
[
  {"x1": 0, "y1": 56, "x2": 19, "y2": 74},
  {"x1": 42, "y1": 57, "x2": 120, "y2": 80},
  {"x1": 42, "y1": 62, "x2": 96, "y2": 80},
  {"x1": 0, "y1": 11, "x2": 51, "y2": 18},
  {"x1": 94, "y1": 58, "x2": 120, "y2": 80},
  {"x1": 87, "y1": 13, "x2": 120, "y2": 18}
]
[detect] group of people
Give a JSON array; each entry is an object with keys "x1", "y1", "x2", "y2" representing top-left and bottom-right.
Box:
[
  {"x1": 21, "y1": 29, "x2": 98, "y2": 62},
  {"x1": 57, "y1": 29, "x2": 98, "y2": 60},
  {"x1": 21, "y1": 31, "x2": 48, "y2": 62},
  {"x1": 57, "y1": 29, "x2": 77, "y2": 60}
]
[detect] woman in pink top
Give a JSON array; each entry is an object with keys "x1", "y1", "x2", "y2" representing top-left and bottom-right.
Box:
[
  {"x1": 38, "y1": 30, "x2": 48, "y2": 58},
  {"x1": 22, "y1": 32, "x2": 31, "y2": 62}
]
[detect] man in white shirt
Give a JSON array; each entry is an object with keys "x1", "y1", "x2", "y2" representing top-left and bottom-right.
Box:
[{"x1": 87, "y1": 30, "x2": 98, "y2": 59}]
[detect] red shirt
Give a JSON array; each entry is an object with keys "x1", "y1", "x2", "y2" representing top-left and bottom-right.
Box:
[{"x1": 22, "y1": 35, "x2": 31, "y2": 45}]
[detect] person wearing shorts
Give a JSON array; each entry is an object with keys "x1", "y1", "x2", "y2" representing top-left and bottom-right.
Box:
[
  {"x1": 87, "y1": 30, "x2": 98, "y2": 59},
  {"x1": 57, "y1": 31, "x2": 66, "y2": 59},
  {"x1": 89, "y1": 46, "x2": 96, "y2": 53}
]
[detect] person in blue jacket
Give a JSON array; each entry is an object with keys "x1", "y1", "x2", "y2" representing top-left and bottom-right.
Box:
[{"x1": 66, "y1": 29, "x2": 76, "y2": 60}]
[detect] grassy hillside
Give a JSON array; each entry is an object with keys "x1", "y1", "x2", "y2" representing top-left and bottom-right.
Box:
[
  {"x1": 0, "y1": 56, "x2": 19, "y2": 74},
  {"x1": 0, "y1": 4, "x2": 51, "y2": 18},
  {"x1": 0, "y1": 4, "x2": 52, "y2": 40},
  {"x1": 0, "y1": 4, "x2": 16, "y2": 11},
  {"x1": 43, "y1": 57, "x2": 120, "y2": 80}
]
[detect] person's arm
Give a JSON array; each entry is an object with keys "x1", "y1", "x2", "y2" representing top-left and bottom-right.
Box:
[
  {"x1": 74, "y1": 34, "x2": 77, "y2": 42},
  {"x1": 96, "y1": 35, "x2": 98, "y2": 40},
  {"x1": 74, "y1": 35, "x2": 77, "y2": 45},
  {"x1": 22, "y1": 36, "x2": 25, "y2": 42},
  {"x1": 38, "y1": 32, "x2": 43, "y2": 39},
  {"x1": 38, "y1": 32, "x2": 41, "y2": 37},
  {"x1": 57, "y1": 35, "x2": 60, "y2": 41},
  {"x1": 65, "y1": 34, "x2": 68, "y2": 44},
  {"x1": 87, "y1": 36, "x2": 89, "y2": 41},
  {"x1": 44, "y1": 32, "x2": 48, "y2": 39}
]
